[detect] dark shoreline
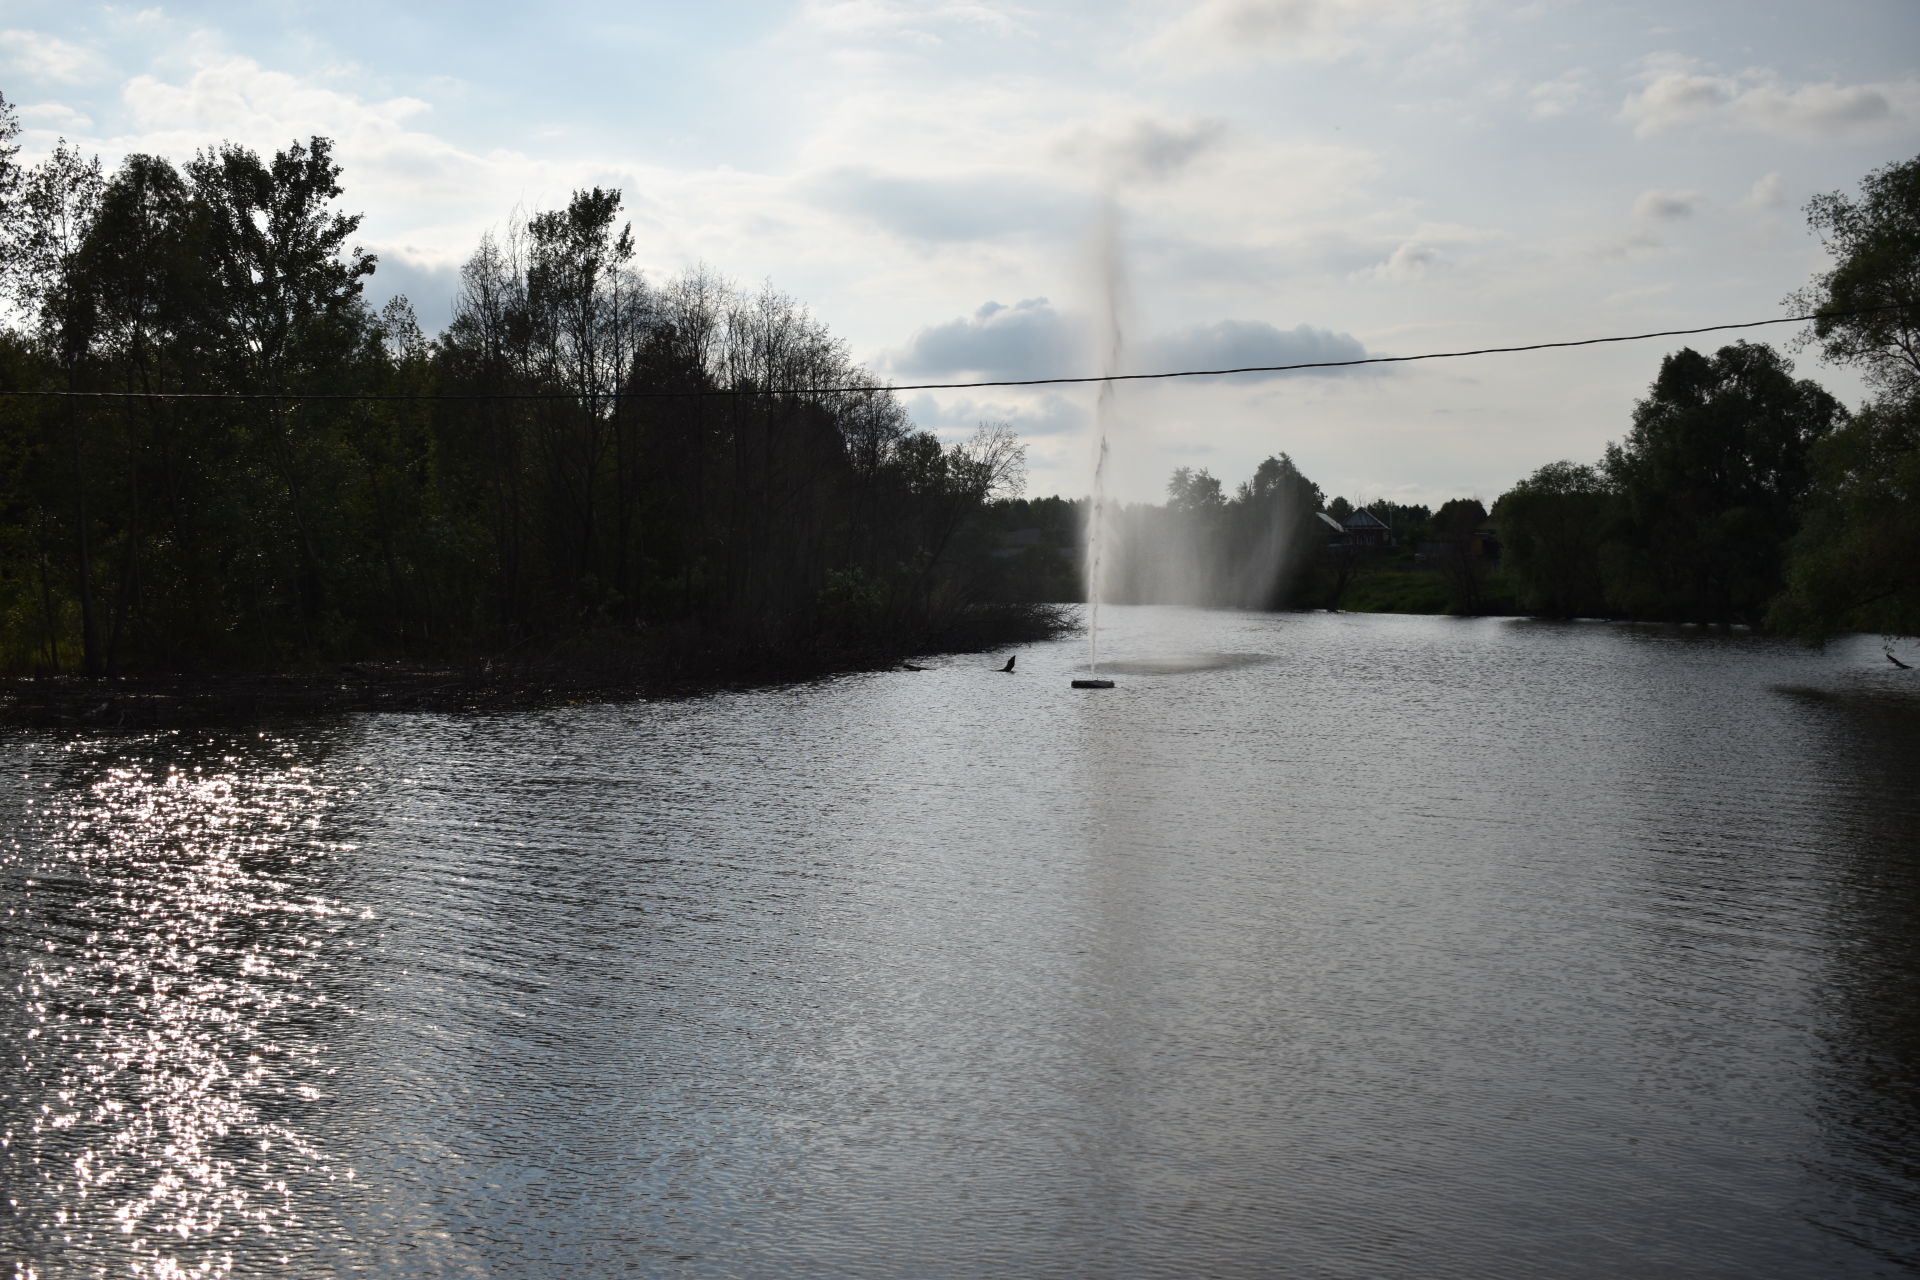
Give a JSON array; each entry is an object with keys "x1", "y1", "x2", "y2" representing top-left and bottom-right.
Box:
[{"x1": 1, "y1": 607, "x2": 1077, "y2": 729}]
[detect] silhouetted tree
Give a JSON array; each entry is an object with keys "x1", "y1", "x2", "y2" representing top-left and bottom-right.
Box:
[
  {"x1": 183, "y1": 136, "x2": 377, "y2": 646},
  {"x1": 0, "y1": 92, "x2": 21, "y2": 271},
  {"x1": 1167, "y1": 466, "x2": 1225, "y2": 512},
  {"x1": 69, "y1": 154, "x2": 195, "y2": 667},
  {"x1": 1493, "y1": 462, "x2": 1612, "y2": 618},
  {"x1": 10, "y1": 141, "x2": 105, "y2": 670},
  {"x1": 1233, "y1": 453, "x2": 1332, "y2": 608},
  {"x1": 1603, "y1": 342, "x2": 1843, "y2": 625},
  {"x1": 1771, "y1": 397, "x2": 1920, "y2": 644},
  {"x1": 1108, "y1": 455, "x2": 1337, "y2": 609},
  {"x1": 1370, "y1": 500, "x2": 1431, "y2": 546},
  {"x1": 1431, "y1": 497, "x2": 1490, "y2": 614},
  {"x1": 0, "y1": 140, "x2": 1057, "y2": 676},
  {"x1": 1788, "y1": 154, "x2": 1920, "y2": 403},
  {"x1": 1774, "y1": 154, "x2": 1920, "y2": 648}
]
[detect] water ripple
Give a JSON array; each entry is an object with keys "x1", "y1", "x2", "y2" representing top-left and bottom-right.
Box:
[{"x1": 3, "y1": 611, "x2": 1918, "y2": 1277}]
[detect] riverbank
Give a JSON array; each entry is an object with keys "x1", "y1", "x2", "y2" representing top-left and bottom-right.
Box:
[
  {"x1": 1336, "y1": 546, "x2": 1518, "y2": 616},
  {"x1": 0, "y1": 604, "x2": 1075, "y2": 727}
]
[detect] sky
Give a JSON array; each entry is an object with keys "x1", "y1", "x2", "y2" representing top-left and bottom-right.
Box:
[{"x1": 3, "y1": 0, "x2": 1918, "y2": 505}]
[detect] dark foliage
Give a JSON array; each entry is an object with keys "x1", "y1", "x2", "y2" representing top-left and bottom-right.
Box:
[
  {"x1": 0, "y1": 137, "x2": 1050, "y2": 677},
  {"x1": 1771, "y1": 397, "x2": 1920, "y2": 643},
  {"x1": 1492, "y1": 461, "x2": 1610, "y2": 619},
  {"x1": 1598, "y1": 343, "x2": 1843, "y2": 625},
  {"x1": 1775, "y1": 153, "x2": 1920, "y2": 649}
]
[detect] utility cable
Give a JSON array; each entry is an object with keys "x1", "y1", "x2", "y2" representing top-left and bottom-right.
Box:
[{"x1": 0, "y1": 302, "x2": 1910, "y2": 402}]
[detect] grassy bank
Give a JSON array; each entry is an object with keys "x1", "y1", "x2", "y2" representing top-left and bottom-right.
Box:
[
  {"x1": 0, "y1": 604, "x2": 1075, "y2": 728},
  {"x1": 1334, "y1": 548, "x2": 1517, "y2": 616}
]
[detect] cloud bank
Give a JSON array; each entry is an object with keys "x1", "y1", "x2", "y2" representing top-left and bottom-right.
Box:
[
  {"x1": 1621, "y1": 55, "x2": 1920, "y2": 139},
  {"x1": 892, "y1": 299, "x2": 1369, "y2": 383},
  {"x1": 1139, "y1": 0, "x2": 1463, "y2": 70},
  {"x1": 892, "y1": 298, "x2": 1081, "y2": 380},
  {"x1": 1632, "y1": 188, "x2": 1700, "y2": 221},
  {"x1": 1141, "y1": 319, "x2": 1368, "y2": 376}
]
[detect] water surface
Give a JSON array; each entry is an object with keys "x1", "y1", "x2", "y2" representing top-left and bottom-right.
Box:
[{"x1": 4, "y1": 608, "x2": 1918, "y2": 1277}]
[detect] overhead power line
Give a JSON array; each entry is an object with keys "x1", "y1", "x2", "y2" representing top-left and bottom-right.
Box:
[{"x1": 0, "y1": 303, "x2": 1910, "y2": 402}]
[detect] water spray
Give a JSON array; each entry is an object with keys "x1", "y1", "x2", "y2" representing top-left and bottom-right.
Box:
[{"x1": 1076, "y1": 196, "x2": 1122, "y2": 691}]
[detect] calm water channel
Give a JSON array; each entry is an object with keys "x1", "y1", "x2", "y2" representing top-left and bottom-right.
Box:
[{"x1": 4, "y1": 607, "x2": 1919, "y2": 1278}]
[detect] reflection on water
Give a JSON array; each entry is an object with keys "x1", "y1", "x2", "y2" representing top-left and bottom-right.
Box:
[
  {"x1": 1793, "y1": 692, "x2": 1920, "y2": 1271},
  {"x1": 2, "y1": 609, "x2": 1918, "y2": 1278},
  {"x1": 1084, "y1": 651, "x2": 1275, "y2": 675},
  {"x1": 1, "y1": 734, "x2": 375, "y2": 1277}
]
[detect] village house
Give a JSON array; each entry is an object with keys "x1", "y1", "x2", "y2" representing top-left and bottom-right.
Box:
[
  {"x1": 1340, "y1": 508, "x2": 1393, "y2": 547},
  {"x1": 1317, "y1": 507, "x2": 1395, "y2": 548}
]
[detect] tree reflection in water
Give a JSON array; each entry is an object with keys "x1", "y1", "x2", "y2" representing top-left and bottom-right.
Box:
[{"x1": 1795, "y1": 689, "x2": 1920, "y2": 1271}]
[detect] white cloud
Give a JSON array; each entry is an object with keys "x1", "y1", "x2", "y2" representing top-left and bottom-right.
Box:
[
  {"x1": 889, "y1": 298, "x2": 1368, "y2": 382},
  {"x1": 1368, "y1": 240, "x2": 1441, "y2": 279},
  {"x1": 1109, "y1": 137, "x2": 1389, "y2": 265},
  {"x1": 0, "y1": 29, "x2": 109, "y2": 85},
  {"x1": 3, "y1": 6, "x2": 1886, "y2": 506},
  {"x1": 101, "y1": 6, "x2": 166, "y2": 27},
  {"x1": 1528, "y1": 69, "x2": 1587, "y2": 119},
  {"x1": 789, "y1": 76, "x2": 1087, "y2": 175},
  {"x1": 801, "y1": 0, "x2": 1026, "y2": 39},
  {"x1": 891, "y1": 298, "x2": 1084, "y2": 379},
  {"x1": 1136, "y1": 0, "x2": 1465, "y2": 70},
  {"x1": 1620, "y1": 54, "x2": 1920, "y2": 139},
  {"x1": 1586, "y1": 229, "x2": 1668, "y2": 261},
  {"x1": 121, "y1": 56, "x2": 433, "y2": 149},
  {"x1": 1141, "y1": 319, "x2": 1368, "y2": 376},
  {"x1": 805, "y1": 167, "x2": 1084, "y2": 242},
  {"x1": 1054, "y1": 116, "x2": 1229, "y2": 184},
  {"x1": 99, "y1": 6, "x2": 167, "y2": 28},
  {"x1": 16, "y1": 101, "x2": 94, "y2": 132},
  {"x1": 1632, "y1": 187, "x2": 1700, "y2": 220},
  {"x1": 1601, "y1": 282, "x2": 1674, "y2": 306},
  {"x1": 905, "y1": 390, "x2": 1086, "y2": 440},
  {"x1": 91, "y1": 54, "x2": 845, "y2": 317},
  {"x1": 112, "y1": 57, "x2": 499, "y2": 263},
  {"x1": 1740, "y1": 171, "x2": 1786, "y2": 210}
]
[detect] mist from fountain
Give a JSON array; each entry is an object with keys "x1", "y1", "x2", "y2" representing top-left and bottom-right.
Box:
[
  {"x1": 1084, "y1": 197, "x2": 1125, "y2": 678},
  {"x1": 1080, "y1": 196, "x2": 1313, "y2": 673}
]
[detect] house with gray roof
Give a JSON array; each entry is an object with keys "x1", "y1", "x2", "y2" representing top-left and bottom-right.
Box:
[{"x1": 1341, "y1": 508, "x2": 1392, "y2": 547}]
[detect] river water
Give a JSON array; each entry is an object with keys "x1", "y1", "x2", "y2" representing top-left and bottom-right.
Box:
[{"x1": 4, "y1": 607, "x2": 1918, "y2": 1278}]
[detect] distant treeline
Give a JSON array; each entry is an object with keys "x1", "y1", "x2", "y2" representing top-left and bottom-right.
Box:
[
  {"x1": 2, "y1": 104, "x2": 1911, "y2": 676},
  {"x1": 0, "y1": 108, "x2": 1056, "y2": 677},
  {"x1": 1499, "y1": 154, "x2": 1918, "y2": 641},
  {"x1": 1090, "y1": 454, "x2": 1500, "y2": 615},
  {"x1": 1092, "y1": 154, "x2": 1920, "y2": 643},
  {"x1": 1493, "y1": 341, "x2": 1842, "y2": 626},
  {"x1": 1097, "y1": 454, "x2": 1359, "y2": 610}
]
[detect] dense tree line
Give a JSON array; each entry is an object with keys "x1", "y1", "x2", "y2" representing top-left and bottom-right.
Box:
[
  {"x1": 1497, "y1": 153, "x2": 1919, "y2": 644},
  {"x1": 1097, "y1": 158, "x2": 1920, "y2": 642},
  {"x1": 1495, "y1": 341, "x2": 1845, "y2": 625},
  {"x1": 1093, "y1": 154, "x2": 1918, "y2": 637},
  {"x1": 1772, "y1": 155, "x2": 1920, "y2": 644},
  {"x1": 4, "y1": 105, "x2": 1909, "y2": 669},
  {"x1": 1099, "y1": 455, "x2": 1501, "y2": 616},
  {"x1": 0, "y1": 108, "x2": 1043, "y2": 676}
]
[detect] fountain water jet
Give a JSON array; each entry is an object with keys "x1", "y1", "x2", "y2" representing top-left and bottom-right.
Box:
[{"x1": 1075, "y1": 197, "x2": 1123, "y2": 691}]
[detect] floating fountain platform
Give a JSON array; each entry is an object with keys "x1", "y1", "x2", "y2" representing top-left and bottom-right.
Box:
[{"x1": 1071, "y1": 679, "x2": 1116, "y2": 689}]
